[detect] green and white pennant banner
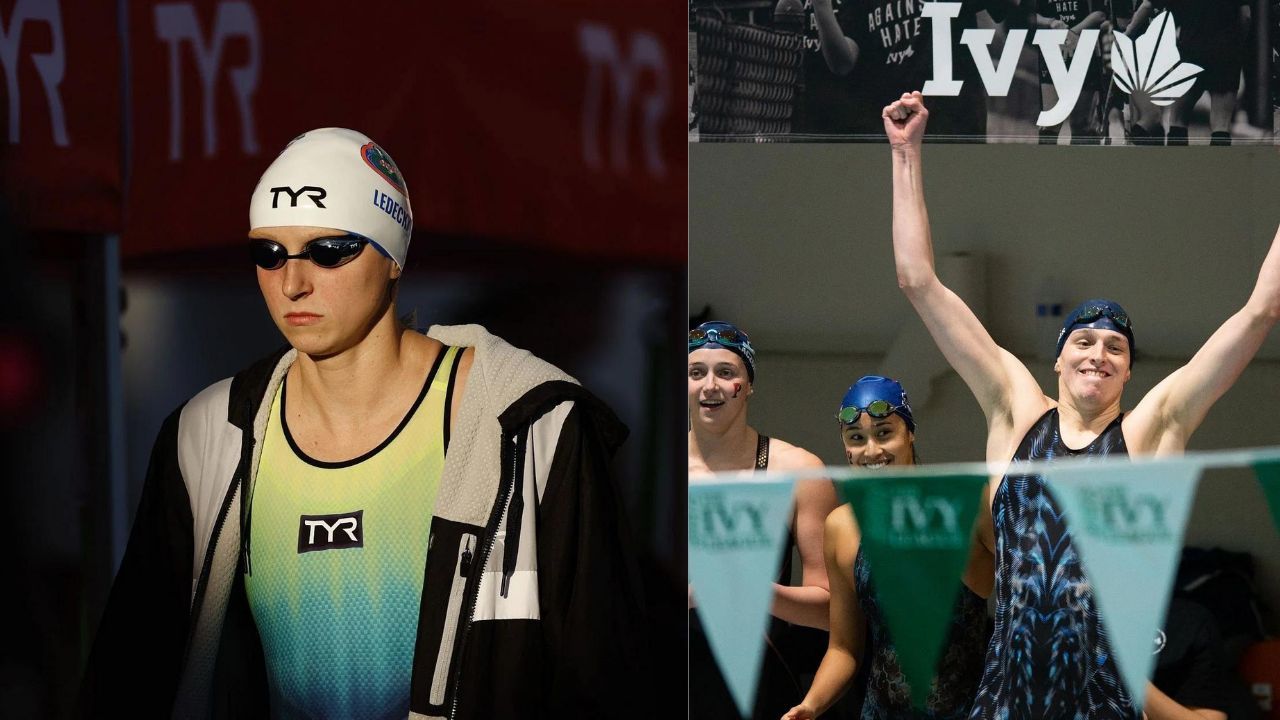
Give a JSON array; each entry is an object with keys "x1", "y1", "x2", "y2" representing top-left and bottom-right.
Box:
[
  {"x1": 688, "y1": 479, "x2": 795, "y2": 718},
  {"x1": 836, "y1": 472, "x2": 987, "y2": 709},
  {"x1": 1045, "y1": 458, "x2": 1203, "y2": 714},
  {"x1": 688, "y1": 447, "x2": 1280, "y2": 717},
  {"x1": 1252, "y1": 459, "x2": 1280, "y2": 538}
]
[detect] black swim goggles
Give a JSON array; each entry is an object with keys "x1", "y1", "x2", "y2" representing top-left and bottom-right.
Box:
[
  {"x1": 688, "y1": 327, "x2": 754, "y2": 353},
  {"x1": 250, "y1": 235, "x2": 369, "y2": 270},
  {"x1": 837, "y1": 400, "x2": 906, "y2": 426},
  {"x1": 1073, "y1": 305, "x2": 1130, "y2": 329}
]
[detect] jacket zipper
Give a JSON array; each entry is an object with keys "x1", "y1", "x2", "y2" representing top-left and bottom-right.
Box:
[
  {"x1": 180, "y1": 432, "x2": 254, "y2": 671},
  {"x1": 178, "y1": 468, "x2": 242, "y2": 671},
  {"x1": 430, "y1": 532, "x2": 476, "y2": 705},
  {"x1": 448, "y1": 431, "x2": 520, "y2": 720}
]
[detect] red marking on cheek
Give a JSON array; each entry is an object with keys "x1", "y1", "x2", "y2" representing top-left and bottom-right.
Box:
[{"x1": 732, "y1": 382, "x2": 741, "y2": 398}]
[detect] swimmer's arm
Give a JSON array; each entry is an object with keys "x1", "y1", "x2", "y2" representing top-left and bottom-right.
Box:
[
  {"x1": 1134, "y1": 224, "x2": 1280, "y2": 447},
  {"x1": 772, "y1": 451, "x2": 839, "y2": 629},
  {"x1": 783, "y1": 509, "x2": 865, "y2": 720},
  {"x1": 813, "y1": 0, "x2": 859, "y2": 75},
  {"x1": 888, "y1": 94, "x2": 1043, "y2": 425},
  {"x1": 963, "y1": 480, "x2": 998, "y2": 598},
  {"x1": 1143, "y1": 683, "x2": 1227, "y2": 720}
]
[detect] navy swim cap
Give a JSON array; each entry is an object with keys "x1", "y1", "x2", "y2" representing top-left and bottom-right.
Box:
[
  {"x1": 1055, "y1": 299, "x2": 1135, "y2": 360},
  {"x1": 689, "y1": 320, "x2": 756, "y2": 382},
  {"x1": 838, "y1": 375, "x2": 915, "y2": 432}
]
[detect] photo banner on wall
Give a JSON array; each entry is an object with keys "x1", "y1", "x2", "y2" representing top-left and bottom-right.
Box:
[{"x1": 689, "y1": 1, "x2": 1274, "y2": 145}]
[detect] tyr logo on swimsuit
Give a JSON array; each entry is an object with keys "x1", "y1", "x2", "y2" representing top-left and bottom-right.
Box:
[{"x1": 297, "y1": 510, "x2": 364, "y2": 553}]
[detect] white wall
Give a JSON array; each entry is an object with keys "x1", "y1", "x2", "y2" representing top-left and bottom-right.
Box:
[{"x1": 691, "y1": 144, "x2": 1280, "y2": 360}]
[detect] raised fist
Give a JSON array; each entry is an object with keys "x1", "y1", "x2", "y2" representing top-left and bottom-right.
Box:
[{"x1": 882, "y1": 91, "x2": 929, "y2": 149}]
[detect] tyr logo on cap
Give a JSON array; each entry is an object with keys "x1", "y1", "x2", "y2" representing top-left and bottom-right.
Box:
[
  {"x1": 270, "y1": 185, "x2": 327, "y2": 209},
  {"x1": 298, "y1": 510, "x2": 364, "y2": 553},
  {"x1": 361, "y1": 142, "x2": 406, "y2": 194}
]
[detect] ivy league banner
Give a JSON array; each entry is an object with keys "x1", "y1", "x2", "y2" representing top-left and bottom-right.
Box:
[
  {"x1": 1046, "y1": 458, "x2": 1202, "y2": 714},
  {"x1": 688, "y1": 480, "x2": 795, "y2": 717},
  {"x1": 689, "y1": 0, "x2": 1275, "y2": 145},
  {"x1": 1253, "y1": 458, "x2": 1280, "y2": 538},
  {"x1": 836, "y1": 472, "x2": 987, "y2": 708},
  {"x1": 689, "y1": 451, "x2": 1280, "y2": 715}
]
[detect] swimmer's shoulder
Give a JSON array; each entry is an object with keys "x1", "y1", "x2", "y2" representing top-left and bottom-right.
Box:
[{"x1": 765, "y1": 437, "x2": 826, "y2": 473}]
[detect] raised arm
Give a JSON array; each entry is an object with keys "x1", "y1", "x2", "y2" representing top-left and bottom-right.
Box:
[
  {"x1": 812, "y1": 0, "x2": 859, "y2": 76},
  {"x1": 781, "y1": 507, "x2": 865, "y2": 720},
  {"x1": 1131, "y1": 223, "x2": 1280, "y2": 452},
  {"x1": 885, "y1": 92, "x2": 1042, "y2": 426}
]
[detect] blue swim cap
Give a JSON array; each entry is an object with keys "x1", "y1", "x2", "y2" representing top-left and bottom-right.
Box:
[
  {"x1": 1055, "y1": 299, "x2": 1135, "y2": 360},
  {"x1": 689, "y1": 320, "x2": 756, "y2": 382},
  {"x1": 837, "y1": 375, "x2": 915, "y2": 432}
]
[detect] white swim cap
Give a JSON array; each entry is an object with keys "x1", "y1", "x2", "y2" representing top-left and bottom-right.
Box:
[{"x1": 249, "y1": 128, "x2": 412, "y2": 267}]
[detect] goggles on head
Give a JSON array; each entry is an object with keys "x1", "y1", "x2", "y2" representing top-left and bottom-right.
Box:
[
  {"x1": 689, "y1": 327, "x2": 754, "y2": 355},
  {"x1": 1073, "y1": 305, "x2": 1130, "y2": 329},
  {"x1": 837, "y1": 399, "x2": 907, "y2": 426}
]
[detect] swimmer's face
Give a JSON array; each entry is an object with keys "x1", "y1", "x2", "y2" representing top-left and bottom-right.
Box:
[
  {"x1": 1054, "y1": 327, "x2": 1131, "y2": 406},
  {"x1": 688, "y1": 347, "x2": 751, "y2": 428},
  {"x1": 840, "y1": 412, "x2": 914, "y2": 468},
  {"x1": 252, "y1": 225, "x2": 400, "y2": 357}
]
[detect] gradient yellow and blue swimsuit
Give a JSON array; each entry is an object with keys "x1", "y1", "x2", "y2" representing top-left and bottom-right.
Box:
[{"x1": 245, "y1": 346, "x2": 461, "y2": 720}]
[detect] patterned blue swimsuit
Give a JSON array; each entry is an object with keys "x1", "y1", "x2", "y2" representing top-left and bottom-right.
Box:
[
  {"x1": 968, "y1": 409, "x2": 1138, "y2": 720},
  {"x1": 854, "y1": 548, "x2": 990, "y2": 719}
]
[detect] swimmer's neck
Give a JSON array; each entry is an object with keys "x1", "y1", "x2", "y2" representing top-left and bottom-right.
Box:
[
  {"x1": 1054, "y1": 395, "x2": 1123, "y2": 438},
  {"x1": 689, "y1": 420, "x2": 759, "y2": 472},
  {"x1": 288, "y1": 310, "x2": 431, "y2": 422}
]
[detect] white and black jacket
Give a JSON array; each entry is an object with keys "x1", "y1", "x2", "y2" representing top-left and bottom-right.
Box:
[{"x1": 78, "y1": 325, "x2": 648, "y2": 719}]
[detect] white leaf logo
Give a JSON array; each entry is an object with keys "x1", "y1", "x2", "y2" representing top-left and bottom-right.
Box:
[{"x1": 1110, "y1": 12, "x2": 1203, "y2": 106}]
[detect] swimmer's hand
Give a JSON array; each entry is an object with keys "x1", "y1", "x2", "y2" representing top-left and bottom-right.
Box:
[
  {"x1": 883, "y1": 91, "x2": 928, "y2": 150},
  {"x1": 781, "y1": 702, "x2": 817, "y2": 720}
]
